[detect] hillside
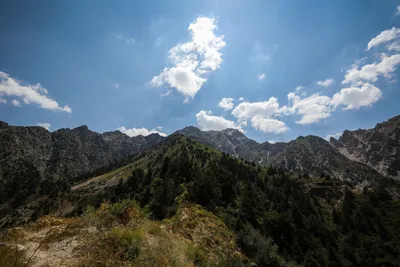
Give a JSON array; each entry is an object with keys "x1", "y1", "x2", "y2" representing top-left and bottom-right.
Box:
[
  {"x1": 2, "y1": 134, "x2": 400, "y2": 266},
  {"x1": 178, "y1": 126, "x2": 386, "y2": 187},
  {"x1": 0, "y1": 122, "x2": 164, "y2": 228}
]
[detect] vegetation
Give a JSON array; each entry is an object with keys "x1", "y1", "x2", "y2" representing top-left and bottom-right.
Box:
[
  {"x1": 1, "y1": 134, "x2": 400, "y2": 266},
  {"x1": 112, "y1": 135, "x2": 400, "y2": 266}
]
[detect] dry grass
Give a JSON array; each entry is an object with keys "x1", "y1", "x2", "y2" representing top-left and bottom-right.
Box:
[{"x1": 1, "y1": 201, "x2": 248, "y2": 267}]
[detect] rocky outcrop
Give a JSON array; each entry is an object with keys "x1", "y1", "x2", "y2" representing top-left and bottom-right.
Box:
[{"x1": 330, "y1": 115, "x2": 400, "y2": 180}]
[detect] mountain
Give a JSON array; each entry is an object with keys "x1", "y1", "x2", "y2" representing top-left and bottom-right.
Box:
[
  {"x1": 330, "y1": 115, "x2": 400, "y2": 180},
  {"x1": 0, "y1": 121, "x2": 164, "y2": 183},
  {"x1": 177, "y1": 127, "x2": 386, "y2": 187},
  {"x1": 0, "y1": 121, "x2": 165, "y2": 222},
  {"x1": 2, "y1": 133, "x2": 399, "y2": 266}
]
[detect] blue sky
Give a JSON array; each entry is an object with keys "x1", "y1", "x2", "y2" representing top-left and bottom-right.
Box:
[{"x1": 1, "y1": 0, "x2": 400, "y2": 142}]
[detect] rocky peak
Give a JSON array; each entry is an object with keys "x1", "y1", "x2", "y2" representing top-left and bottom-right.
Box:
[
  {"x1": 178, "y1": 126, "x2": 201, "y2": 135},
  {"x1": 330, "y1": 137, "x2": 344, "y2": 148}
]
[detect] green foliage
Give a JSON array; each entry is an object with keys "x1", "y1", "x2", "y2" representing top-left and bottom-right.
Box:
[
  {"x1": 108, "y1": 227, "x2": 143, "y2": 260},
  {"x1": 86, "y1": 135, "x2": 400, "y2": 266}
]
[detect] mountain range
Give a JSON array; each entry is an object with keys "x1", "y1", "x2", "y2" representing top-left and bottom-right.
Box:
[
  {"x1": 1, "y1": 115, "x2": 400, "y2": 266},
  {"x1": 1, "y1": 115, "x2": 399, "y2": 196}
]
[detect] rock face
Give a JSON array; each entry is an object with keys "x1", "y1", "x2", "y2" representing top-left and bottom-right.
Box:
[
  {"x1": 178, "y1": 127, "x2": 385, "y2": 186},
  {"x1": 0, "y1": 122, "x2": 165, "y2": 185},
  {"x1": 330, "y1": 115, "x2": 400, "y2": 180}
]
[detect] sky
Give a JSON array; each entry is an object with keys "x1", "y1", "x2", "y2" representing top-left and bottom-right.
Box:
[{"x1": 1, "y1": 0, "x2": 400, "y2": 143}]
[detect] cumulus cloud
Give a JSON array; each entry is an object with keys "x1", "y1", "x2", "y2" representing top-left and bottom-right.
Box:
[
  {"x1": 238, "y1": 96, "x2": 245, "y2": 101},
  {"x1": 231, "y1": 97, "x2": 281, "y2": 123},
  {"x1": 316, "y1": 78, "x2": 334, "y2": 88},
  {"x1": 0, "y1": 71, "x2": 71, "y2": 113},
  {"x1": 342, "y1": 54, "x2": 400, "y2": 84},
  {"x1": 196, "y1": 110, "x2": 243, "y2": 132},
  {"x1": 324, "y1": 132, "x2": 342, "y2": 141},
  {"x1": 11, "y1": 99, "x2": 21, "y2": 107},
  {"x1": 117, "y1": 126, "x2": 167, "y2": 137},
  {"x1": 331, "y1": 83, "x2": 382, "y2": 110},
  {"x1": 150, "y1": 17, "x2": 225, "y2": 100},
  {"x1": 230, "y1": 97, "x2": 289, "y2": 133},
  {"x1": 367, "y1": 27, "x2": 400, "y2": 51},
  {"x1": 37, "y1": 123, "x2": 51, "y2": 131},
  {"x1": 218, "y1": 97, "x2": 234, "y2": 110},
  {"x1": 258, "y1": 73, "x2": 266, "y2": 81},
  {"x1": 283, "y1": 92, "x2": 332, "y2": 125},
  {"x1": 250, "y1": 115, "x2": 288, "y2": 134}
]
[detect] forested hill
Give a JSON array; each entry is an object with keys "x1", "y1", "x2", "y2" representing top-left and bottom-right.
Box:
[{"x1": 99, "y1": 134, "x2": 400, "y2": 266}]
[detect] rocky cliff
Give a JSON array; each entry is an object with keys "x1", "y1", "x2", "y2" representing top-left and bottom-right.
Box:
[{"x1": 330, "y1": 115, "x2": 400, "y2": 180}]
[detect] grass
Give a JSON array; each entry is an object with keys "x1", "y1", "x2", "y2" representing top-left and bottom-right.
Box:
[{"x1": 75, "y1": 200, "x2": 248, "y2": 267}]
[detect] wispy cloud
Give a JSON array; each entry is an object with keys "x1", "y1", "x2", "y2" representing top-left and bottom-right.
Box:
[
  {"x1": 258, "y1": 73, "x2": 266, "y2": 81},
  {"x1": 116, "y1": 34, "x2": 135, "y2": 45},
  {"x1": 316, "y1": 78, "x2": 334, "y2": 88},
  {"x1": 367, "y1": 27, "x2": 400, "y2": 50},
  {"x1": 0, "y1": 71, "x2": 71, "y2": 113},
  {"x1": 218, "y1": 97, "x2": 234, "y2": 110},
  {"x1": 11, "y1": 99, "x2": 21, "y2": 107}
]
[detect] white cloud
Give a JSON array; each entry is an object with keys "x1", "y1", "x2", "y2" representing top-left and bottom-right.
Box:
[
  {"x1": 251, "y1": 115, "x2": 288, "y2": 134},
  {"x1": 37, "y1": 123, "x2": 51, "y2": 131},
  {"x1": 387, "y1": 41, "x2": 400, "y2": 52},
  {"x1": 258, "y1": 73, "x2": 266, "y2": 81},
  {"x1": 316, "y1": 78, "x2": 334, "y2": 88},
  {"x1": 0, "y1": 71, "x2": 71, "y2": 113},
  {"x1": 331, "y1": 83, "x2": 382, "y2": 110},
  {"x1": 196, "y1": 110, "x2": 243, "y2": 132},
  {"x1": 11, "y1": 99, "x2": 21, "y2": 107},
  {"x1": 150, "y1": 17, "x2": 225, "y2": 100},
  {"x1": 342, "y1": 54, "x2": 400, "y2": 84},
  {"x1": 231, "y1": 97, "x2": 281, "y2": 123},
  {"x1": 117, "y1": 126, "x2": 167, "y2": 137},
  {"x1": 218, "y1": 97, "x2": 234, "y2": 110},
  {"x1": 367, "y1": 27, "x2": 400, "y2": 50},
  {"x1": 296, "y1": 86, "x2": 304, "y2": 92},
  {"x1": 283, "y1": 92, "x2": 332, "y2": 125},
  {"x1": 0, "y1": 98, "x2": 6, "y2": 104},
  {"x1": 324, "y1": 132, "x2": 342, "y2": 141},
  {"x1": 238, "y1": 96, "x2": 245, "y2": 101}
]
